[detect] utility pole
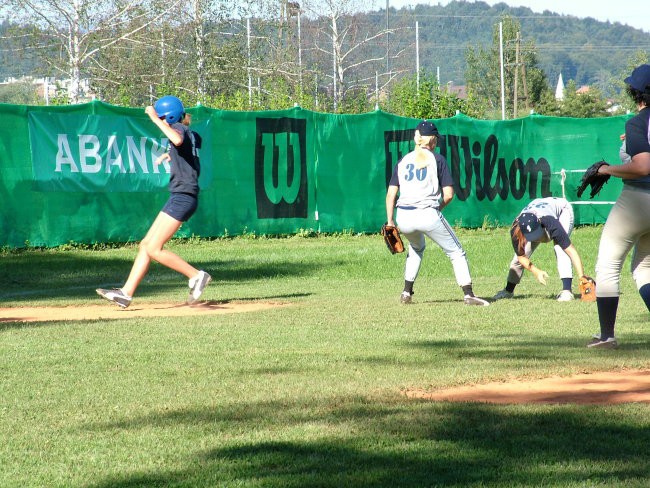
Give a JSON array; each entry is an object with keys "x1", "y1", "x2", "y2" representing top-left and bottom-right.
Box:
[
  {"x1": 415, "y1": 21, "x2": 419, "y2": 91},
  {"x1": 499, "y1": 22, "x2": 505, "y2": 120},
  {"x1": 247, "y1": 18, "x2": 252, "y2": 107},
  {"x1": 513, "y1": 31, "x2": 529, "y2": 117},
  {"x1": 514, "y1": 32, "x2": 519, "y2": 118},
  {"x1": 386, "y1": 0, "x2": 390, "y2": 74},
  {"x1": 386, "y1": 0, "x2": 390, "y2": 102},
  {"x1": 520, "y1": 50, "x2": 529, "y2": 112}
]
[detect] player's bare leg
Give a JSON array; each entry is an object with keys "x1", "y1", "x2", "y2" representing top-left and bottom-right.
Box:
[{"x1": 122, "y1": 212, "x2": 198, "y2": 297}]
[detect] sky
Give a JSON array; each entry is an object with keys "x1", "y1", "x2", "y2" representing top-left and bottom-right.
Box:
[{"x1": 383, "y1": 0, "x2": 650, "y2": 33}]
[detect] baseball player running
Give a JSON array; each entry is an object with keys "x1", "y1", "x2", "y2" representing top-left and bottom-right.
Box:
[
  {"x1": 493, "y1": 197, "x2": 589, "y2": 302},
  {"x1": 588, "y1": 64, "x2": 650, "y2": 348},
  {"x1": 96, "y1": 96, "x2": 211, "y2": 308},
  {"x1": 385, "y1": 120, "x2": 489, "y2": 306}
]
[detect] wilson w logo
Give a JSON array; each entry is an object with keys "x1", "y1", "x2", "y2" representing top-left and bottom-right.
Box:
[
  {"x1": 261, "y1": 132, "x2": 301, "y2": 204},
  {"x1": 255, "y1": 118, "x2": 308, "y2": 219}
]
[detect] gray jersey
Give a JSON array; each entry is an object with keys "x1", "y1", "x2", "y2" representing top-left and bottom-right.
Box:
[
  {"x1": 514, "y1": 197, "x2": 572, "y2": 248},
  {"x1": 520, "y1": 197, "x2": 568, "y2": 220},
  {"x1": 389, "y1": 148, "x2": 453, "y2": 209}
]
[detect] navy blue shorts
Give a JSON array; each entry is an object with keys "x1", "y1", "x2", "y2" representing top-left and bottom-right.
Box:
[{"x1": 161, "y1": 193, "x2": 198, "y2": 222}]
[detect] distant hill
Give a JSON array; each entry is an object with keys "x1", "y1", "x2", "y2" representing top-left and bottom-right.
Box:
[
  {"x1": 2, "y1": 0, "x2": 649, "y2": 97},
  {"x1": 0, "y1": 21, "x2": 48, "y2": 80},
  {"x1": 364, "y1": 0, "x2": 650, "y2": 89}
]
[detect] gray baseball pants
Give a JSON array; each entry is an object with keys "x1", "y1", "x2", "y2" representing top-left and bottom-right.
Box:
[{"x1": 596, "y1": 186, "x2": 650, "y2": 297}]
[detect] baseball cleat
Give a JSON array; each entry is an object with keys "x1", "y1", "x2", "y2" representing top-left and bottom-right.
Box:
[
  {"x1": 556, "y1": 290, "x2": 575, "y2": 302},
  {"x1": 96, "y1": 288, "x2": 132, "y2": 308},
  {"x1": 464, "y1": 295, "x2": 490, "y2": 306},
  {"x1": 587, "y1": 336, "x2": 618, "y2": 349},
  {"x1": 399, "y1": 291, "x2": 412, "y2": 304},
  {"x1": 188, "y1": 270, "x2": 212, "y2": 304},
  {"x1": 492, "y1": 289, "x2": 513, "y2": 300}
]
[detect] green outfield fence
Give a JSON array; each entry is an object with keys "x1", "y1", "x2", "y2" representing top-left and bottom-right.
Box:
[{"x1": 0, "y1": 101, "x2": 630, "y2": 248}]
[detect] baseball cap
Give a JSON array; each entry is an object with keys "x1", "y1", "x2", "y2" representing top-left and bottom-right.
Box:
[
  {"x1": 517, "y1": 213, "x2": 544, "y2": 242},
  {"x1": 624, "y1": 64, "x2": 650, "y2": 93},
  {"x1": 415, "y1": 120, "x2": 439, "y2": 136}
]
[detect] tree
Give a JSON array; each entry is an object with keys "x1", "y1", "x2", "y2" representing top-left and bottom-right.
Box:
[
  {"x1": 617, "y1": 50, "x2": 650, "y2": 112},
  {"x1": 386, "y1": 72, "x2": 485, "y2": 119},
  {"x1": 7, "y1": 0, "x2": 183, "y2": 103},
  {"x1": 465, "y1": 15, "x2": 547, "y2": 119},
  {"x1": 302, "y1": 0, "x2": 396, "y2": 112},
  {"x1": 535, "y1": 80, "x2": 610, "y2": 118},
  {"x1": 182, "y1": 0, "x2": 245, "y2": 104},
  {"x1": 0, "y1": 81, "x2": 40, "y2": 104}
]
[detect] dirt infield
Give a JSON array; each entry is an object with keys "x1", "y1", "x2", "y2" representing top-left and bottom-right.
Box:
[
  {"x1": 405, "y1": 370, "x2": 650, "y2": 405},
  {"x1": 0, "y1": 300, "x2": 289, "y2": 323}
]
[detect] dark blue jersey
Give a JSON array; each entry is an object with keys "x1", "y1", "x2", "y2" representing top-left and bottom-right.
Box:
[
  {"x1": 168, "y1": 123, "x2": 200, "y2": 196},
  {"x1": 511, "y1": 215, "x2": 571, "y2": 255},
  {"x1": 623, "y1": 106, "x2": 650, "y2": 187}
]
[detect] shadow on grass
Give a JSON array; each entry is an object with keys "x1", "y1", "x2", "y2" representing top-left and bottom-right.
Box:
[
  {"x1": 402, "y1": 335, "x2": 576, "y2": 361},
  {"x1": 83, "y1": 397, "x2": 650, "y2": 487},
  {"x1": 405, "y1": 333, "x2": 650, "y2": 358},
  {"x1": 0, "y1": 251, "x2": 323, "y2": 303},
  {"x1": 405, "y1": 293, "x2": 535, "y2": 305}
]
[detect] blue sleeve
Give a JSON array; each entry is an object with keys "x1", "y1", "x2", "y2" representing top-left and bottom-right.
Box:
[
  {"x1": 389, "y1": 161, "x2": 400, "y2": 187},
  {"x1": 625, "y1": 111, "x2": 650, "y2": 157},
  {"x1": 436, "y1": 154, "x2": 453, "y2": 187},
  {"x1": 540, "y1": 216, "x2": 571, "y2": 249}
]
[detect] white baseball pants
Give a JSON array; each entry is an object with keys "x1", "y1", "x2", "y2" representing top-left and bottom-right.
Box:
[
  {"x1": 396, "y1": 207, "x2": 472, "y2": 287},
  {"x1": 596, "y1": 186, "x2": 650, "y2": 297}
]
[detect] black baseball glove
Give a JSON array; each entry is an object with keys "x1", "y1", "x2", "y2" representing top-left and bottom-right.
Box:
[{"x1": 576, "y1": 160, "x2": 610, "y2": 199}]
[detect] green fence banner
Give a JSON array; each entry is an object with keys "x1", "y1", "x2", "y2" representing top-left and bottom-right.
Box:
[
  {"x1": 29, "y1": 112, "x2": 213, "y2": 193},
  {"x1": 0, "y1": 100, "x2": 630, "y2": 248}
]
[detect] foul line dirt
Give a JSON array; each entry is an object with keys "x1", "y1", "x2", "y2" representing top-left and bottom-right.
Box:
[
  {"x1": 0, "y1": 300, "x2": 289, "y2": 323},
  {"x1": 405, "y1": 370, "x2": 650, "y2": 405}
]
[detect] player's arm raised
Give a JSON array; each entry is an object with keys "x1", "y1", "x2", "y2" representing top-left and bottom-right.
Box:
[{"x1": 145, "y1": 105, "x2": 184, "y2": 146}]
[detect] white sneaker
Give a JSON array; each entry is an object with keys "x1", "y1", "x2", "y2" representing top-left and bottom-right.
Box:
[
  {"x1": 188, "y1": 270, "x2": 212, "y2": 304},
  {"x1": 493, "y1": 289, "x2": 513, "y2": 300},
  {"x1": 96, "y1": 288, "x2": 132, "y2": 308},
  {"x1": 399, "y1": 291, "x2": 412, "y2": 304},
  {"x1": 464, "y1": 295, "x2": 490, "y2": 306},
  {"x1": 556, "y1": 290, "x2": 575, "y2": 302},
  {"x1": 587, "y1": 336, "x2": 618, "y2": 349}
]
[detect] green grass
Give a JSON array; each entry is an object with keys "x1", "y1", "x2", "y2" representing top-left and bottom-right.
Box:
[{"x1": 2, "y1": 227, "x2": 650, "y2": 487}]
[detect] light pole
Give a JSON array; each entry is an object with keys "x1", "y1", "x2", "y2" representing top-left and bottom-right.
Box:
[
  {"x1": 287, "y1": 2, "x2": 303, "y2": 96},
  {"x1": 499, "y1": 21, "x2": 506, "y2": 120},
  {"x1": 386, "y1": 0, "x2": 390, "y2": 75}
]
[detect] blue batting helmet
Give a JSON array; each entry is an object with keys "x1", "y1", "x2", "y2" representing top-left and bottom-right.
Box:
[{"x1": 154, "y1": 95, "x2": 185, "y2": 124}]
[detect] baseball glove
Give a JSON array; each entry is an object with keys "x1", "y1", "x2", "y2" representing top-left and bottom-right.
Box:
[
  {"x1": 381, "y1": 224, "x2": 404, "y2": 254},
  {"x1": 579, "y1": 276, "x2": 596, "y2": 302},
  {"x1": 576, "y1": 160, "x2": 610, "y2": 199}
]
